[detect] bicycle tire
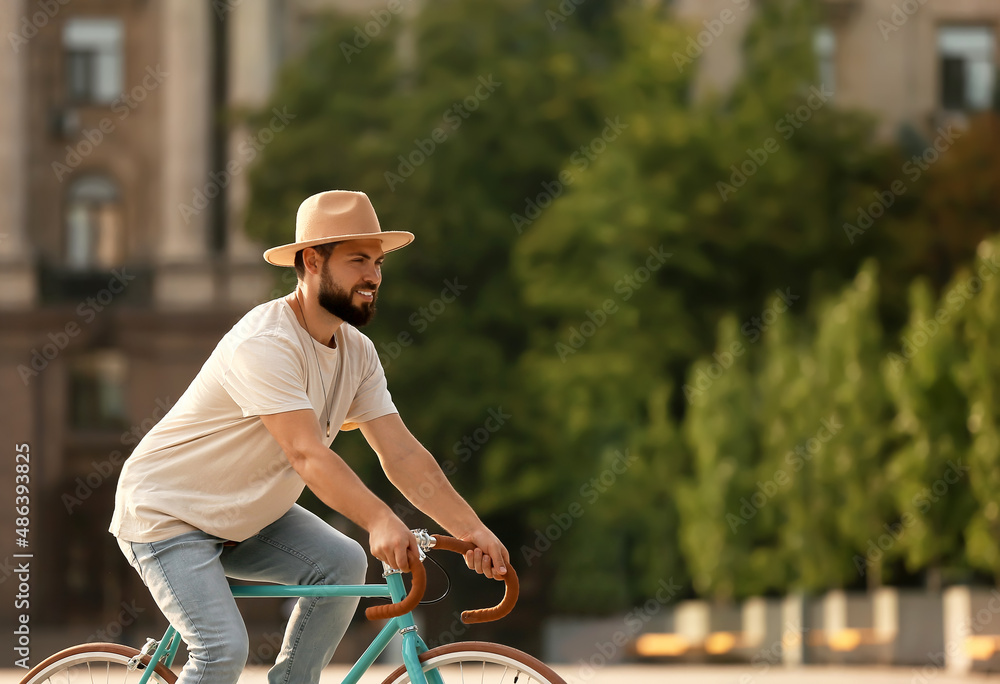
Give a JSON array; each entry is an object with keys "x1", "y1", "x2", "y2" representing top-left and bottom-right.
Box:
[
  {"x1": 19, "y1": 643, "x2": 178, "y2": 684},
  {"x1": 380, "y1": 641, "x2": 566, "y2": 684}
]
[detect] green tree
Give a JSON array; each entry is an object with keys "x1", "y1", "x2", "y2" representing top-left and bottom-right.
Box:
[
  {"x1": 676, "y1": 316, "x2": 760, "y2": 600},
  {"x1": 242, "y1": 0, "x2": 614, "y2": 506},
  {"x1": 955, "y1": 238, "x2": 1000, "y2": 582},
  {"x1": 236, "y1": 0, "x2": 1000, "y2": 611},
  {"x1": 748, "y1": 293, "x2": 817, "y2": 595},
  {"x1": 804, "y1": 262, "x2": 892, "y2": 590},
  {"x1": 879, "y1": 114, "x2": 1000, "y2": 316},
  {"x1": 241, "y1": 0, "x2": 625, "y2": 636},
  {"x1": 882, "y1": 278, "x2": 975, "y2": 587},
  {"x1": 512, "y1": 0, "x2": 892, "y2": 605}
]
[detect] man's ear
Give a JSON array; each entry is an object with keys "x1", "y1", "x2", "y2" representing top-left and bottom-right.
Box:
[{"x1": 304, "y1": 247, "x2": 323, "y2": 275}]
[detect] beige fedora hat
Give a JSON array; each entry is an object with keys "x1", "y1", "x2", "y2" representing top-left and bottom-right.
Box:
[{"x1": 263, "y1": 190, "x2": 414, "y2": 267}]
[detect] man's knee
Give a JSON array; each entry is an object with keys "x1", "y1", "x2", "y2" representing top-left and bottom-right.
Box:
[
  {"x1": 189, "y1": 624, "x2": 248, "y2": 682},
  {"x1": 214, "y1": 630, "x2": 250, "y2": 679},
  {"x1": 337, "y1": 539, "x2": 368, "y2": 584},
  {"x1": 314, "y1": 537, "x2": 368, "y2": 585},
  {"x1": 226, "y1": 633, "x2": 251, "y2": 666}
]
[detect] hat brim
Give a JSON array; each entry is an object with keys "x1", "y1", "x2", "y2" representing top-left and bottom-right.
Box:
[{"x1": 262, "y1": 231, "x2": 415, "y2": 267}]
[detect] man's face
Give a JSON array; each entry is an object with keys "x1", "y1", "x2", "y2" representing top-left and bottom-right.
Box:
[{"x1": 316, "y1": 239, "x2": 384, "y2": 327}]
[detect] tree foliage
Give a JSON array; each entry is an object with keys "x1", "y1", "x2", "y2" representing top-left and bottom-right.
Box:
[{"x1": 241, "y1": 0, "x2": 1000, "y2": 617}]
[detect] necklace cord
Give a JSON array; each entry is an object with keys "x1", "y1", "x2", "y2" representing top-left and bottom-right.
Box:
[{"x1": 297, "y1": 289, "x2": 334, "y2": 438}]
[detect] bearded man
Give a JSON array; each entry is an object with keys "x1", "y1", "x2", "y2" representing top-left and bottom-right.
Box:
[{"x1": 110, "y1": 190, "x2": 508, "y2": 684}]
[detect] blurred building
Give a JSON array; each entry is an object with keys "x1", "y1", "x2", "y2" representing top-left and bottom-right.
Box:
[
  {"x1": 675, "y1": 0, "x2": 1000, "y2": 140},
  {"x1": 0, "y1": 0, "x2": 413, "y2": 637}
]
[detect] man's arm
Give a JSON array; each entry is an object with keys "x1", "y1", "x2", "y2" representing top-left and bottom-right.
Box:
[
  {"x1": 260, "y1": 409, "x2": 417, "y2": 571},
  {"x1": 359, "y1": 412, "x2": 510, "y2": 579}
]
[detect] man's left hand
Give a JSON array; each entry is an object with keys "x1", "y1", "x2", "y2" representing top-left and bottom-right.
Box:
[{"x1": 459, "y1": 527, "x2": 510, "y2": 580}]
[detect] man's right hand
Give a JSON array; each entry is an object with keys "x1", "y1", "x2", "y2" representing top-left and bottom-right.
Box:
[{"x1": 368, "y1": 513, "x2": 418, "y2": 572}]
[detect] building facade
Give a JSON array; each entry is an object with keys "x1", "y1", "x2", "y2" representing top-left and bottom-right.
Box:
[
  {"x1": 0, "y1": 0, "x2": 391, "y2": 654},
  {"x1": 676, "y1": 0, "x2": 1000, "y2": 140}
]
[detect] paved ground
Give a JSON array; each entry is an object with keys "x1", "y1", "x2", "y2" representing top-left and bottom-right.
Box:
[
  {"x1": 264, "y1": 664, "x2": 1000, "y2": 683},
  {"x1": 8, "y1": 665, "x2": 1000, "y2": 683}
]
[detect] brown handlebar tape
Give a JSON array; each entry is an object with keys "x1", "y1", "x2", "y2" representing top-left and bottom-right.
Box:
[
  {"x1": 431, "y1": 534, "x2": 519, "y2": 624},
  {"x1": 364, "y1": 548, "x2": 426, "y2": 621},
  {"x1": 363, "y1": 536, "x2": 519, "y2": 624}
]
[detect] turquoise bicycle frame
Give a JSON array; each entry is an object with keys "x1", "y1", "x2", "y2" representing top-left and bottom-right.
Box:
[{"x1": 134, "y1": 571, "x2": 442, "y2": 684}]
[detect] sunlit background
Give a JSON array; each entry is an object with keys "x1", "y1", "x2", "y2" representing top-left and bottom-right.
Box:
[{"x1": 2, "y1": 0, "x2": 1000, "y2": 676}]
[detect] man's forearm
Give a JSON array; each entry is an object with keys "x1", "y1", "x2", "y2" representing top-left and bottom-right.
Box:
[
  {"x1": 382, "y1": 447, "x2": 485, "y2": 536},
  {"x1": 290, "y1": 443, "x2": 396, "y2": 532}
]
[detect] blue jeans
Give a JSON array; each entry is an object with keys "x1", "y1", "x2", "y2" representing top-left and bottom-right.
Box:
[{"x1": 117, "y1": 505, "x2": 368, "y2": 684}]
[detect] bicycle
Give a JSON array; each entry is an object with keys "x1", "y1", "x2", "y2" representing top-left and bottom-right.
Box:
[{"x1": 19, "y1": 530, "x2": 565, "y2": 684}]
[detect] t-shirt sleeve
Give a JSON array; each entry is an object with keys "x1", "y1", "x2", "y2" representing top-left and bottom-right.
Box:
[
  {"x1": 222, "y1": 334, "x2": 314, "y2": 418},
  {"x1": 343, "y1": 337, "x2": 397, "y2": 429}
]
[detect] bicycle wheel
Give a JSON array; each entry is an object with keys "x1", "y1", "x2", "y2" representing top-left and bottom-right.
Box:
[
  {"x1": 381, "y1": 641, "x2": 566, "y2": 684},
  {"x1": 19, "y1": 643, "x2": 178, "y2": 684}
]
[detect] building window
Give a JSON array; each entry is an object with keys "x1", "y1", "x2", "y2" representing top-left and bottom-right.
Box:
[
  {"x1": 63, "y1": 18, "x2": 123, "y2": 104},
  {"x1": 939, "y1": 26, "x2": 996, "y2": 112},
  {"x1": 68, "y1": 351, "x2": 128, "y2": 431},
  {"x1": 814, "y1": 26, "x2": 836, "y2": 95},
  {"x1": 66, "y1": 175, "x2": 124, "y2": 270}
]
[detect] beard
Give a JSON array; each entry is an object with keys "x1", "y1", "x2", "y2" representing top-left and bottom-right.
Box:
[{"x1": 317, "y1": 267, "x2": 377, "y2": 327}]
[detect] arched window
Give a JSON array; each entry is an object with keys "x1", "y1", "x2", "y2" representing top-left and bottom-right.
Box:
[{"x1": 66, "y1": 175, "x2": 124, "y2": 270}]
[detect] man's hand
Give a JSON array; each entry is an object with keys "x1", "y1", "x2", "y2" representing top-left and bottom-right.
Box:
[
  {"x1": 458, "y1": 526, "x2": 510, "y2": 580},
  {"x1": 369, "y1": 512, "x2": 418, "y2": 572}
]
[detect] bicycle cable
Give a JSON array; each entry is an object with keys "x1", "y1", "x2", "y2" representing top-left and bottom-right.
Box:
[
  {"x1": 418, "y1": 551, "x2": 451, "y2": 605},
  {"x1": 372, "y1": 551, "x2": 452, "y2": 606}
]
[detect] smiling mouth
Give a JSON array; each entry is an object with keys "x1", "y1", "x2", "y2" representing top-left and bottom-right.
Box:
[{"x1": 355, "y1": 289, "x2": 375, "y2": 301}]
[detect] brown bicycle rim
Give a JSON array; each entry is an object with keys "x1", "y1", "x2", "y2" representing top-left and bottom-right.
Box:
[
  {"x1": 19, "y1": 643, "x2": 178, "y2": 684},
  {"x1": 380, "y1": 641, "x2": 566, "y2": 684}
]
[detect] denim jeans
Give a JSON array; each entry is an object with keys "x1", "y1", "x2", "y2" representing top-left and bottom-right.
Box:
[{"x1": 118, "y1": 504, "x2": 368, "y2": 684}]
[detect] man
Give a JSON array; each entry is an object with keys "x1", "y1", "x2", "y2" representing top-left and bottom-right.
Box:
[{"x1": 110, "y1": 190, "x2": 509, "y2": 684}]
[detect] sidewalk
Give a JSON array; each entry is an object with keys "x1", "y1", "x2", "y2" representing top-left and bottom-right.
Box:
[{"x1": 7, "y1": 664, "x2": 1000, "y2": 683}]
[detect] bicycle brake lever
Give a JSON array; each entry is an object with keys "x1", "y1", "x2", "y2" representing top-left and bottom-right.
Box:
[{"x1": 411, "y1": 528, "x2": 436, "y2": 559}]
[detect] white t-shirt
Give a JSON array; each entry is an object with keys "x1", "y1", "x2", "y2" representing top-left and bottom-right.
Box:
[{"x1": 109, "y1": 297, "x2": 397, "y2": 543}]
